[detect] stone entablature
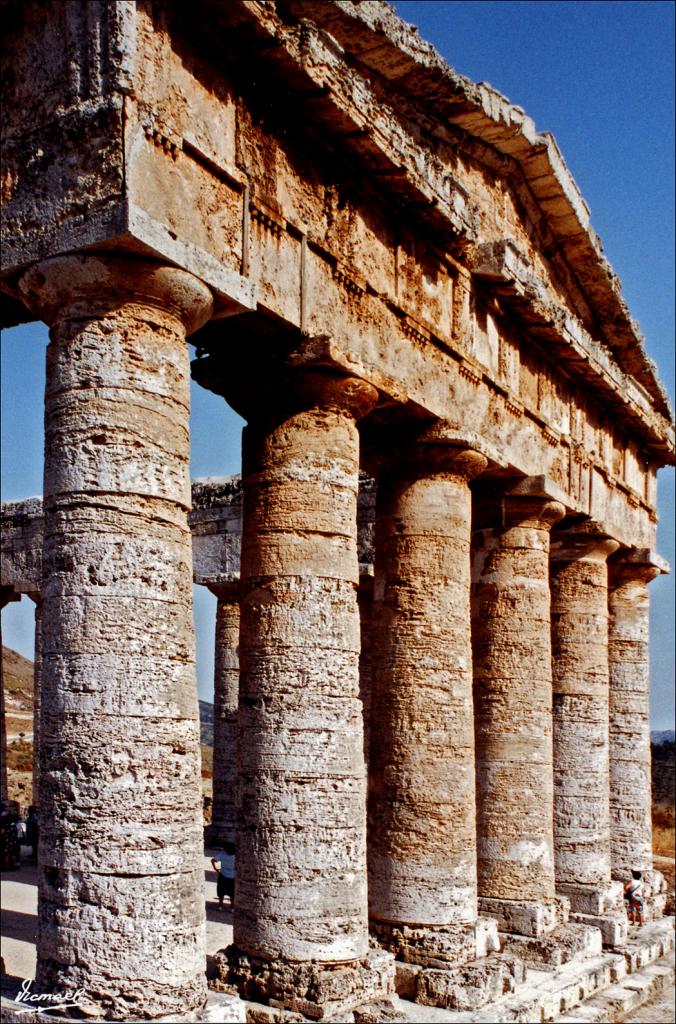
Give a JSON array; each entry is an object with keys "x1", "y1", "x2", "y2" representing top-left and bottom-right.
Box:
[{"x1": 1, "y1": 3, "x2": 673, "y2": 554}]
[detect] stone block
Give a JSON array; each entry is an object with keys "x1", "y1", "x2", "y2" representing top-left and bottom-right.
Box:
[
  {"x1": 370, "y1": 917, "x2": 500, "y2": 969},
  {"x1": 479, "y1": 896, "x2": 568, "y2": 938},
  {"x1": 641, "y1": 961, "x2": 674, "y2": 992},
  {"x1": 392, "y1": 963, "x2": 420, "y2": 1001},
  {"x1": 352, "y1": 998, "x2": 407, "y2": 1022},
  {"x1": 570, "y1": 912, "x2": 627, "y2": 946},
  {"x1": 554, "y1": 1007, "x2": 608, "y2": 1022},
  {"x1": 556, "y1": 881, "x2": 623, "y2": 916},
  {"x1": 246, "y1": 1007, "x2": 306, "y2": 1024},
  {"x1": 212, "y1": 947, "x2": 395, "y2": 1020},
  {"x1": 607, "y1": 953, "x2": 628, "y2": 983},
  {"x1": 415, "y1": 953, "x2": 523, "y2": 1011},
  {"x1": 501, "y1": 922, "x2": 602, "y2": 968},
  {"x1": 643, "y1": 891, "x2": 667, "y2": 921},
  {"x1": 586, "y1": 982, "x2": 640, "y2": 1016},
  {"x1": 202, "y1": 991, "x2": 248, "y2": 1023}
]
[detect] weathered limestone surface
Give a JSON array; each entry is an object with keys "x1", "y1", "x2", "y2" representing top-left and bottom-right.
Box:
[
  {"x1": 225, "y1": 369, "x2": 385, "y2": 1006},
  {"x1": 0, "y1": 497, "x2": 44, "y2": 598},
  {"x1": 550, "y1": 526, "x2": 620, "y2": 902},
  {"x1": 190, "y1": 477, "x2": 242, "y2": 589},
  {"x1": 608, "y1": 557, "x2": 660, "y2": 880},
  {"x1": 0, "y1": 0, "x2": 674, "y2": 1018},
  {"x1": 472, "y1": 490, "x2": 566, "y2": 936},
  {"x1": 2, "y1": 1, "x2": 673, "y2": 553},
  {"x1": 210, "y1": 583, "x2": 240, "y2": 845},
  {"x1": 358, "y1": 573, "x2": 375, "y2": 767},
  {"x1": 16, "y1": 254, "x2": 213, "y2": 1021},
  {"x1": 367, "y1": 442, "x2": 489, "y2": 963}
]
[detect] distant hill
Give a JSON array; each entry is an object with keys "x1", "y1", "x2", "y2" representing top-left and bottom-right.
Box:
[
  {"x1": 199, "y1": 699, "x2": 214, "y2": 747},
  {"x1": 2, "y1": 646, "x2": 34, "y2": 712},
  {"x1": 651, "y1": 730, "x2": 676, "y2": 746}
]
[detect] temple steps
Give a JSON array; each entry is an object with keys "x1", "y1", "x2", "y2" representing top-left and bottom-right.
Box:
[
  {"x1": 393, "y1": 917, "x2": 674, "y2": 1024},
  {"x1": 552, "y1": 956, "x2": 674, "y2": 1022}
]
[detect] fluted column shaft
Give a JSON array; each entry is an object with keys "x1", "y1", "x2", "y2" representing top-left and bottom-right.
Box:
[
  {"x1": 235, "y1": 372, "x2": 377, "y2": 964},
  {"x1": 608, "y1": 560, "x2": 658, "y2": 879},
  {"x1": 18, "y1": 254, "x2": 213, "y2": 1021},
  {"x1": 210, "y1": 583, "x2": 240, "y2": 844},
  {"x1": 550, "y1": 528, "x2": 619, "y2": 908},
  {"x1": 368, "y1": 446, "x2": 487, "y2": 950},
  {"x1": 472, "y1": 494, "x2": 565, "y2": 935}
]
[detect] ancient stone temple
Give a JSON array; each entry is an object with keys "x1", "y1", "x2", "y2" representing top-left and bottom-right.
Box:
[{"x1": 1, "y1": 2, "x2": 674, "y2": 1022}]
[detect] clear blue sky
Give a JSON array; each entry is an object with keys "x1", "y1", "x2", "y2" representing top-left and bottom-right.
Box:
[{"x1": 1, "y1": 1, "x2": 674, "y2": 728}]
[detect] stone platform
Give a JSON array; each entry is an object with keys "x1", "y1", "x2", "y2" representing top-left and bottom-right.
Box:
[
  {"x1": 391, "y1": 918, "x2": 674, "y2": 1024},
  {"x1": 196, "y1": 918, "x2": 674, "y2": 1022}
]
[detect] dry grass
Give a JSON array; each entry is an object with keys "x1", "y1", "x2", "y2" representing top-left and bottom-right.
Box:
[
  {"x1": 200, "y1": 744, "x2": 213, "y2": 778},
  {"x1": 653, "y1": 803, "x2": 675, "y2": 859},
  {"x1": 5, "y1": 737, "x2": 33, "y2": 774}
]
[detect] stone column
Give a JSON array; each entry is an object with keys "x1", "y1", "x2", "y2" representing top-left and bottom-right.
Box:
[
  {"x1": 209, "y1": 580, "x2": 240, "y2": 846},
  {"x1": 18, "y1": 254, "x2": 213, "y2": 1021},
  {"x1": 550, "y1": 525, "x2": 626, "y2": 943},
  {"x1": 222, "y1": 370, "x2": 394, "y2": 1016},
  {"x1": 607, "y1": 556, "x2": 660, "y2": 881},
  {"x1": 358, "y1": 574, "x2": 374, "y2": 766},
  {"x1": 30, "y1": 596, "x2": 42, "y2": 806},
  {"x1": 368, "y1": 444, "x2": 497, "y2": 966},
  {"x1": 472, "y1": 490, "x2": 566, "y2": 938}
]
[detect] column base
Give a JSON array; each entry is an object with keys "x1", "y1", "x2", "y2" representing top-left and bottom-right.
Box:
[
  {"x1": 501, "y1": 922, "x2": 603, "y2": 968},
  {"x1": 369, "y1": 917, "x2": 499, "y2": 968},
  {"x1": 210, "y1": 946, "x2": 396, "y2": 1020},
  {"x1": 478, "y1": 895, "x2": 569, "y2": 937},
  {"x1": 569, "y1": 910, "x2": 628, "y2": 946},
  {"x1": 557, "y1": 880, "x2": 628, "y2": 945},
  {"x1": 392, "y1": 953, "x2": 525, "y2": 1011},
  {"x1": 558, "y1": 880, "x2": 624, "y2": 916},
  {"x1": 643, "y1": 869, "x2": 668, "y2": 897}
]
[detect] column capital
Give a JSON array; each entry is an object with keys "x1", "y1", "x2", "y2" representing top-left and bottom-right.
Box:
[
  {"x1": 18, "y1": 254, "x2": 213, "y2": 335},
  {"x1": 206, "y1": 578, "x2": 241, "y2": 603},
  {"x1": 550, "y1": 520, "x2": 620, "y2": 564},
  {"x1": 608, "y1": 548, "x2": 668, "y2": 588},
  {"x1": 363, "y1": 420, "x2": 489, "y2": 482},
  {"x1": 370, "y1": 442, "x2": 488, "y2": 482},
  {"x1": 475, "y1": 492, "x2": 566, "y2": 533}
]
